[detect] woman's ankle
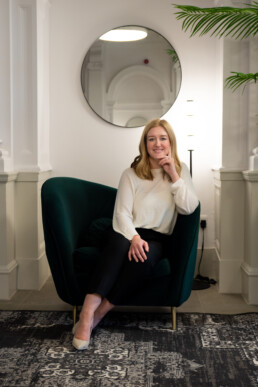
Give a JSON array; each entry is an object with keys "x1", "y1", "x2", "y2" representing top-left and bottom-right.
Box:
[
  {"x1": 93, "y1": 300, "x2": 115, "y2": 328},
  {"x1": 79, "y1": 310, "x2": 94, "y2": 325}
]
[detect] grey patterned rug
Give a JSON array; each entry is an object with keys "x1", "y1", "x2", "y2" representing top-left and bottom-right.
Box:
[{"x1": 0, "y1": 311, "x2": 257, "y2": 386}]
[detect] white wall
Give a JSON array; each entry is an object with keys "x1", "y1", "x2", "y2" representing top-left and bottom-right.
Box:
[{"x1": 50, "y1": 0, "x2": 223, "y2": 248}]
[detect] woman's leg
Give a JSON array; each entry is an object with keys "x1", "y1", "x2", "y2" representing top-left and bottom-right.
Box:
[
  {"x1": 75, "y1": 229, "x2": 168, "y2": 339},
  {"x1": 74, "y1": 293, "x2": 102, "y2": 341},
  {"x1": 93, "y1": 298, "x2": 115, "y2": 329},
  {"x1": 87, "y1": 228, "x2": 131, "y2": 298},
  {"x1": 106, "y1": 239, "x2": 164, "y2": 305},
  {"x1": 75, "y1": 228, "x2": 129, "y2": 340}
]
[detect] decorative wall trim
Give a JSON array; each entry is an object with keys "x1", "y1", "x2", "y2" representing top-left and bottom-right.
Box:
[
  {"x1": 0, "y1": 173, "x2": 17, "y2": 300},
  {"x1": 241, "y1": 169, "x2": 258, "y2": 304},
  {"x1": 16, "y1": 251, "x2": 50, "y2": 290},
  {"x1": 16, "y1": 170, "x2": 52, "y2": 182},
  {"x1": 213, "y1": 168, "x2": 244, "y2": 181},
  {"x1": 241, "y1": 262, "x2": 258, "y2": 277},
  {"x1": 0, "y1": 169, "x2": 52, "y2": 300},
  {"x1": 0, "y1": 172, "x2": 18, "y2": 182},
  {"x1": 241, "y1": 262, "x2": 258, "y2": 305},
  {"x1": 9, "y1": 0, "x2": 51, "y2": 172},
  {"x1": 213, "y1": 168, "x2": 245, "y2": 294},
  {"x1": 243, "y1": 170, "x2": 258, "y2": 182},
  {"x1": 215, "y1": 244, "x2": 242, "y2": 294},
  {"x1": 0, "y1": 260, "x2": 17, "y2": 274},
  {"x1": 0, "y1": 260, "x2": 17, "y2": 300}
]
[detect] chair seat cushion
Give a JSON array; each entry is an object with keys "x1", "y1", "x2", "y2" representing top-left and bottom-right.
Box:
[{"x1": 73, "y1": 246, "x2": 171, "y2": 277}]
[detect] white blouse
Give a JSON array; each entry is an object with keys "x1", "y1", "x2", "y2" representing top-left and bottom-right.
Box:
[{"x1": 112, "y1": 162, "x2": 199, "y2": 241}]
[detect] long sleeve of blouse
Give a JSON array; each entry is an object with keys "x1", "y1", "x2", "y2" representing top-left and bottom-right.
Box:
[{"x1": 112, "y1": 163, "x2": 198, "y2": 241}]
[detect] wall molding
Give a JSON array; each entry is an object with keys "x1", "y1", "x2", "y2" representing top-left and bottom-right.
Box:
[
  {"x1": 243, "y1": 170, "x2": 258, "y2": 182},
  {"x1": 0, "y1": 169, "x2": 51, "y2": 300},
  {"x1": 213, "y1": 168, "x2": 258, "y2": 303},
  {"x1": 213, "y1": 168, "x2": 245, "y2": 294},
  {"x1": 241, "y1": 262, "x2": 258, "y2": 305},
  {"x1": 0, "y1": 260, "x2": 17, "y2": 300}
]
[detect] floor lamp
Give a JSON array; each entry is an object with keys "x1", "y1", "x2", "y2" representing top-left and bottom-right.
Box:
[
  {"x1": 186, "y1": 99, "x2": 194, "y2": 178},
  {"x1": 186, "y1": 100, "x2": 210, "y2": 291},
  {"x1": 188, "y1": 149, "x2": 193, "y2": 177}
]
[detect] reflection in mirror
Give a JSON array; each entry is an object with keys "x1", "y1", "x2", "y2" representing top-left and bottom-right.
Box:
[{"x1": 81, "y1": 26, "x2": 182, "y2": 128}]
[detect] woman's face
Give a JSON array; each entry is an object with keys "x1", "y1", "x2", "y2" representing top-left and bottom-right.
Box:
[{"x1": 146, "y1": 126, "x2": 171, "y2": 167}]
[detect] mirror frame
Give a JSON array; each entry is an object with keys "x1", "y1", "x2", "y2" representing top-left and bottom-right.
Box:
[{"x1": 81, "y1": 26, "x2": 182, "y2": 128}]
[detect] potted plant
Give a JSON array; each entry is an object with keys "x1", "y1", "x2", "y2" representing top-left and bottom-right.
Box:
[{"x1": 173, "y1": 1, "x2": 258, "y2": 92}]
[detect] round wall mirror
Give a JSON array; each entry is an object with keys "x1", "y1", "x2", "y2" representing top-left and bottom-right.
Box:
[{"x1": 81, "y1": 26, "x2": 182, "y2": 128}]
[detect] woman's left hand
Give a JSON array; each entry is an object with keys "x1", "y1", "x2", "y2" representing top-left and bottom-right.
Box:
[
  {"x1": 159, "y1": 153, "x2": 179, "y2": 182},
  {"x1": 128, "y1": 235, "x2": 149, "y2": 263}
]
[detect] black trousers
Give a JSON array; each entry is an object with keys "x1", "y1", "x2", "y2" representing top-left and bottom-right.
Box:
[{"x1": 88, "y1": 227, "x2": 170, "y2": 305}]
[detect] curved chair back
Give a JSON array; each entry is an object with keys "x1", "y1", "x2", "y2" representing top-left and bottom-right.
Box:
[{"x1": 41, "y1": 177, "x2": 117, "y2": 305}]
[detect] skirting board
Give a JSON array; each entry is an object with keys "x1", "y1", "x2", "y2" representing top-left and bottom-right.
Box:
[
  {"x1": 214, "y1": 248, "x2": 242, "y2": 294},
  {"x1": 16, "y1": 252, "x2": 50, "y2": 290},
  {"x1": 0, "y1": 260, "x2": 17, "y2": 300},
  {"x1": 241, "y1": 262, "x2": 258, "y2": 305}
]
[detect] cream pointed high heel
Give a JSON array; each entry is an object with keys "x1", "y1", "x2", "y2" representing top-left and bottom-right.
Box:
[
  {"x1": 72, "y1": 336, "x2": 90, "y2": 350},
  {"x1": 72, "y1": 321, "x2": 92, "y2": 350}
]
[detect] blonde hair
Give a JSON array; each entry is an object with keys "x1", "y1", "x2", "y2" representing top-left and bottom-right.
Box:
[{"x1": 131, "y1": 118, "x2": 182, "y2": 180}]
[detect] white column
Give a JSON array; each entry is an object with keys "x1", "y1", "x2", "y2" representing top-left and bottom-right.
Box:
[
  {"x1": 0, "y1": 0, "x2": 52, "y2": 299},
  {"x1": 212, "y1": 15, "x2": 257, "y2": 303},
  {"x1": 15, "y1": 170, "x2": 51, "y2": 289},
  {"x1": 0, "y1": 173, "x2": 18, "y2": 299},
  {"x1": 241, "y1": 171, "x2": 258, "y2": 304},
  {"x1": 213, "y1": 169, "x2": 245, "y2": 293},
  {"x1": 0, "y1": 1, "x2": 16, "y2": 299},
  {"x1": 0, "y1": 0, "x2": 13, "y2": 172},
  {"x1": 11, "y1": 0, "x2": 52, "y2": 172}
]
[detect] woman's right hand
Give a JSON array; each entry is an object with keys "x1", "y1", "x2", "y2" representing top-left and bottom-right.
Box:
[{"x1": 128, "y1": 235, "x2": 149, "y2": 263}]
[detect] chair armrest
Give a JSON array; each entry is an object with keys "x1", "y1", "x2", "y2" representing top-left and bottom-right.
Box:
[{"x1": 169, "y1": 203, "x2": 201, "y2": 306}]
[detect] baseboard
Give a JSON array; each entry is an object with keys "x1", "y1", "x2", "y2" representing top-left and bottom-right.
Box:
[
  {"x1": 0, "y1": 260, "x2": 18, "y2": 300},
  {"x1": 17, "y1": 252, "x2": 50, "y2": 290},
  {"x1": 214, "y1": 247, "x2": 243, "y2": 294},
  {"x1": 241, "y1": 262, "x2": 258, "y2": 305}
]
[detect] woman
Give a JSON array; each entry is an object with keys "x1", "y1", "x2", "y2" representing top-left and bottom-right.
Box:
[{"x1": 72, "y1": 118, "x2": 198, "y2": 350}]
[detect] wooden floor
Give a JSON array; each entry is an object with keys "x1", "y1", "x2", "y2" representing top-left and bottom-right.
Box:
[{"x1": 0, "y1": 276, "x2": 258, "y2": 315}]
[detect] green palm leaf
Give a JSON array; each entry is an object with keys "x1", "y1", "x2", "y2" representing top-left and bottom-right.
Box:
[
  {"x1": 167, "y1": 49, "x2": 180, "y2": 64},
  {"x1": 225, "y1": 71, "x2": 258, "y2": 92},
  {"x1": 174, "y1": 2, "x2": 258, "y2": 39}
]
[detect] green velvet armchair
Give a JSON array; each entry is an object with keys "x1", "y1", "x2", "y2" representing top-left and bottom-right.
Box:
[{"x1": 41, "y1": 177, "x2": 200, "y2": 329}]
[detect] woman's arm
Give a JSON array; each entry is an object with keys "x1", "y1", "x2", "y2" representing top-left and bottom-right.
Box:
[
  {"x1": 170, "y1": 163, "x2": 199, "y2": 214},
  {"x1": 112, "y1": 169, "x2": 138, "y2": 241},
  {"x1": 113, "y1": 169, "x2": 149, "y2": 262},
  {"x1": 158, "y1": 155, "x2": 198, "y2": 214}
]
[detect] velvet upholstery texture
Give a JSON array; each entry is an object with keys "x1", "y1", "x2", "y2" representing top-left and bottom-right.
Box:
[{"x1": 41, "y1": 177, "x2": 200, "y2": 308}]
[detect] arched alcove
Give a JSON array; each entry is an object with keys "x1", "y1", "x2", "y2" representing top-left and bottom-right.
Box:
[{"x1": 106, "y1": 65, "x2": 172, "y2": 127}]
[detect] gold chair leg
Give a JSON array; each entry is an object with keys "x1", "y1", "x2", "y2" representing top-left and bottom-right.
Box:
[
  {"x1": 171, "y1": 306, "x2": 176, "y2": 330},
  {"x1": 73, "y1": 305, "x2": 77, "y2": 326}
]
